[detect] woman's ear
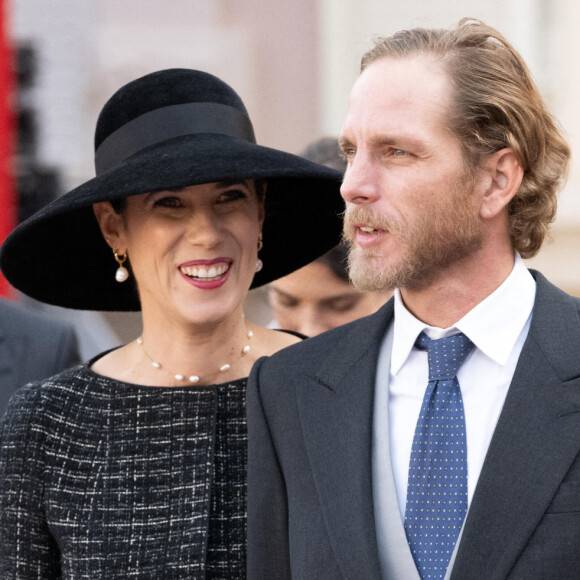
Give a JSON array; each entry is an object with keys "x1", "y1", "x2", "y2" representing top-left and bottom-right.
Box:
[
  {"x1": 93, "y1": 202, "x2": 126, "y2": 250},
  {"x1": 257, "y1": 181, "x2": 266, "y2": 228},
  {"x1": 479, "y1": 148, "x2": 524, "y2": 220}
]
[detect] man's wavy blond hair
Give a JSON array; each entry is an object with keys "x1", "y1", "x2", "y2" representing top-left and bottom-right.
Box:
[{"x1": 361, "y1": 18, "x2": 570, "y2": 258}]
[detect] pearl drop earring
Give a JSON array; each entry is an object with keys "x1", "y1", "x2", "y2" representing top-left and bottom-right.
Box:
[
  {"x1": 255, "y1": 232, "x2": 263, "y2": 272},
  {"x1": 114, "y1": 250, "x2": 129, "y2": 282}
]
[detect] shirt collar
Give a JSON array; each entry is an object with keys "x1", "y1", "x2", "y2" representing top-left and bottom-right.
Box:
[{"x1": 390, "y1": 254, "x2": 536, "y2": 375}]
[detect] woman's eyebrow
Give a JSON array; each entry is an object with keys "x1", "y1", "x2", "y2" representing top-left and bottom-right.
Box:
[{"x1": 217, "y1": 179, "x2": 251, "y2": 188}]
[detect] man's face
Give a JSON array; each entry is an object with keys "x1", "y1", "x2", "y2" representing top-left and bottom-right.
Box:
[{"x1": 340, "y1": 55, "x2": 484, "y2": 292}]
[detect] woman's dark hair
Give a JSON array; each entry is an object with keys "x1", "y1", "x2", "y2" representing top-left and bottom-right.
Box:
[
  {"x1": 317, "y1": 242, "x2": 350, "y2": 283},
  {"x1": 300, "y1": 137, "x2": 349, "y2": 282},
  {"x1": 300, "y1": 137, "x2": 347, "y2": 173}
]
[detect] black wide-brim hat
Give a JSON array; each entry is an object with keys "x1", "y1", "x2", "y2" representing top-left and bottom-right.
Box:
[{"x1": 0, "y1": 68, "x2": 344, "y2": 311}]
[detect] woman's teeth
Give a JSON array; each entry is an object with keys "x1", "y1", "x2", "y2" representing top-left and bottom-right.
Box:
[{"x1": 180, "y1": 263, "x2": 230, "y2": 280}]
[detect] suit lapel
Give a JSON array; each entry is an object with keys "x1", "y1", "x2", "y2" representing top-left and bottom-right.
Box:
[
  {"x1": 294, "y1": 302, "x2": 394, "y2": 580},
  {"x1": 452, "y1": 272, "x2": 580, "y2": 579}
]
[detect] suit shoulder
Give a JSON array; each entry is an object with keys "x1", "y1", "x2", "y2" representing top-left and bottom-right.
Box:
[
  {"x1": 531, "y1": 270, "x2": 580, "y2": 319},
  {"x1": 0, "y1": 300, "x2": 75, "y2": 340},
  {"x1": 0, "y1": 380, "x2": 49, "y2": 450},
  {"x1": 0, "y1": 371, "x2": 82, "y2": 483},
  {"x1": 260, "y1": 313, "x2": 381, "y2": 373},
  {"x1": 1, "y1": 366, "x2": 84, "y2": 426}
]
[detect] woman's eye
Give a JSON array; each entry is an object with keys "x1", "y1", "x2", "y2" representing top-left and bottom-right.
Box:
[
  {"x1": 220, "y1": 189, "x2": 247, "y2": 203},
  {"x1": 274, "y1": 296, "x2": 298, "y2": 309},
  {"x1": 153, "y1": 196, "x2": 182, "y2": 208},
  {"x1": 326, "y1": 296, "x2": 359, "y2": 313}
]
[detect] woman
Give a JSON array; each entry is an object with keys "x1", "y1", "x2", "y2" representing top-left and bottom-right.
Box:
[
  {"x1": 0, "y1": 69, "x2": 343, "y2": 578},
  {"x1": 269, "y1": 138, "x2": 391, "y2": 337},
  {"x1": 269, "y1": 241, "x2": 391, "y2": 336}
]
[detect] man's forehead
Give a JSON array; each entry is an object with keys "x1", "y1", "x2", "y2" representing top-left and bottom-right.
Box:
[
  {"x1": 356, "y1": 56, "x2": 449, "y2": 104},
  {"x1": 340, "y1": 55, "x2": 453, "y2": 141}
]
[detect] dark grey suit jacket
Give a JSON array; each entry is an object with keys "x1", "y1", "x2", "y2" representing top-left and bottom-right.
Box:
[
  {"x1": 0, "y1": 299, "x2": 80, "y2": 417},
  {"x1": 247, "y1": 271, "x2": 580, "y2": 579}
]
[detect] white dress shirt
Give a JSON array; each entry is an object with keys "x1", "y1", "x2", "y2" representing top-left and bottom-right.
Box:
[{"x1": 375, "y1": 254, "x2": 536, "y2": 521}]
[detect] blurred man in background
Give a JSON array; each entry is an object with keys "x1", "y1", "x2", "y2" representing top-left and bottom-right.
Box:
[{"x1": 0, "y1": 297, "x2": 79, "y2": 416}]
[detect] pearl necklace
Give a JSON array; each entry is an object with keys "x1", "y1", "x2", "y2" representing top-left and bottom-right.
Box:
[{"x1": 137, "y1": 329, "x2": 253, "y2": 384}]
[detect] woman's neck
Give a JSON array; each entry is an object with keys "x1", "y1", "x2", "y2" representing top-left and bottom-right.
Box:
[
  {"x1": 141, "y1": 314, "x2": 253, "y2": 384},
  {"x1": 92, "y1": 310, "x2": 256, "y2": 387}
]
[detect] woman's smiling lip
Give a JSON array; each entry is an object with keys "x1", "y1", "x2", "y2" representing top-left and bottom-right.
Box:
[{"x1": 179, "y1": 258, "x2": 233, "y2": 290}]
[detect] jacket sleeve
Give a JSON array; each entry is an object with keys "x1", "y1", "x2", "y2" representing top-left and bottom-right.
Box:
[
  {"x1": 0, "y1": 384, "x2": 60, "y2": 578},
  {"x1": 246, "y1": 356, "x2": 292, "y2": 580}
]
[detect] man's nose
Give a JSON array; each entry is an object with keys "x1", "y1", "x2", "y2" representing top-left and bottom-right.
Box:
[{"x1": 340, "y1": 154, "x2": 381, "y2": 205}]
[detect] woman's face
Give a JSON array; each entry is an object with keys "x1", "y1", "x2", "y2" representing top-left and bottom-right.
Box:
[
  {"x1": 268, "y1": 260, "x2": 391, "y2": 337},
  {"x1": 96, "y1": 180, "x2": 264, "y2": 330}
]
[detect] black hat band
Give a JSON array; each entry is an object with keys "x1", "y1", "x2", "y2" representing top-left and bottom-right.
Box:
[{"x1": 95, "y1": 102, "x2": 256, "y2": 174}]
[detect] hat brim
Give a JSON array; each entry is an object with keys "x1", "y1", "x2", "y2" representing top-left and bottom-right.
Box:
[{"x1": 0, "y1": 133, "x2": 345, "y2": 311}]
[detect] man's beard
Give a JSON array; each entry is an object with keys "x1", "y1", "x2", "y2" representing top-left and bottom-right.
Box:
[{"x1": 342, "y1": 173, "x2": 484, "y2": 292}]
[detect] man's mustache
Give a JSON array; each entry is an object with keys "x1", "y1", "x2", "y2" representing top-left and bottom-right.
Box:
[{"x1": 342, "y1": 205, "x2": 402, "y2": 243}]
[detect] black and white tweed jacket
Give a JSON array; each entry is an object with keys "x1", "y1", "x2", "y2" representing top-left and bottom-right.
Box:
[{"x1": 0, "y1": 363, "x2": 248, "y2": 579}]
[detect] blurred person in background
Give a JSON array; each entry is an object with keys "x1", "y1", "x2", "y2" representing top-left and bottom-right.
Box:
[
  {"x1": 0, "y1": 68, "x2": 343, "y2": 578},
  {"x1": 269, "y1": 137, "x2": 391, "y2": 336},
  {"x1": 0, "y1": 297, "x2": 79, "y2": 417},
  {"x1": 269, "y1": 241, "x2": 390, "y2": 337}
]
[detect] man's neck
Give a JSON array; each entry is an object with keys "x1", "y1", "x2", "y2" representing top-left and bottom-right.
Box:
[{"x1": 399, "y1": 249, "x2": 516, "y2": 329}]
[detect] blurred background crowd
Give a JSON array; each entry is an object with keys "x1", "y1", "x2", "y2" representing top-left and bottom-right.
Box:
[{"x1": 1, "y1": 0, "x2": 579, "y2": 363}]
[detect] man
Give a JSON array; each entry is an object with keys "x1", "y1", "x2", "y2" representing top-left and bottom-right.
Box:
[
  {"x1": 0, "y1": 298, "x2": 80, "y2": 417},
  {"x1": 247, "y1": 18, "x2": 578, "y2": 580}
]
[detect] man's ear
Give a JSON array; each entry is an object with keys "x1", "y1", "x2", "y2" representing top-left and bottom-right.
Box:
[
  {"x1": 93, "y1": 202, "x2": 126, "y2": 250},
  {"x1": 479, "y1": 148, "x2": 524, "y2": 219}
]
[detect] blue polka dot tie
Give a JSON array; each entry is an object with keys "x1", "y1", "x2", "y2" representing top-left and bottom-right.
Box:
[{"x1": 404, "y1": 331, "x2": 474, "y2": 580}]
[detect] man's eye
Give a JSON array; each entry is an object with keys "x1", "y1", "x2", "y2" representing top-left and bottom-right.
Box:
[{"x1": 393, "y1": 149, "x2": 407, "y2": 157}]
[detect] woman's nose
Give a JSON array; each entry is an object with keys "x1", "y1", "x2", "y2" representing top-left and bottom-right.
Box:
[
  {"x1": 294, "y1": 309, "x2": 330, "y2": 338},
  {"x1": 185, "y1": 210, "x2": 221, "y2": 247}
]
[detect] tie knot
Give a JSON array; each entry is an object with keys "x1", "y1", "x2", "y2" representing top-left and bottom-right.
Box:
[{"x1": 414, "y1": 331, "x2": 474, "y2": 381}]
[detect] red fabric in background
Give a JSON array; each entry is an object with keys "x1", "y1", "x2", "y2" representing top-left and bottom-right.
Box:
[{"x1": 0, "y1": 0, "x2": 16, "y2": 298}]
